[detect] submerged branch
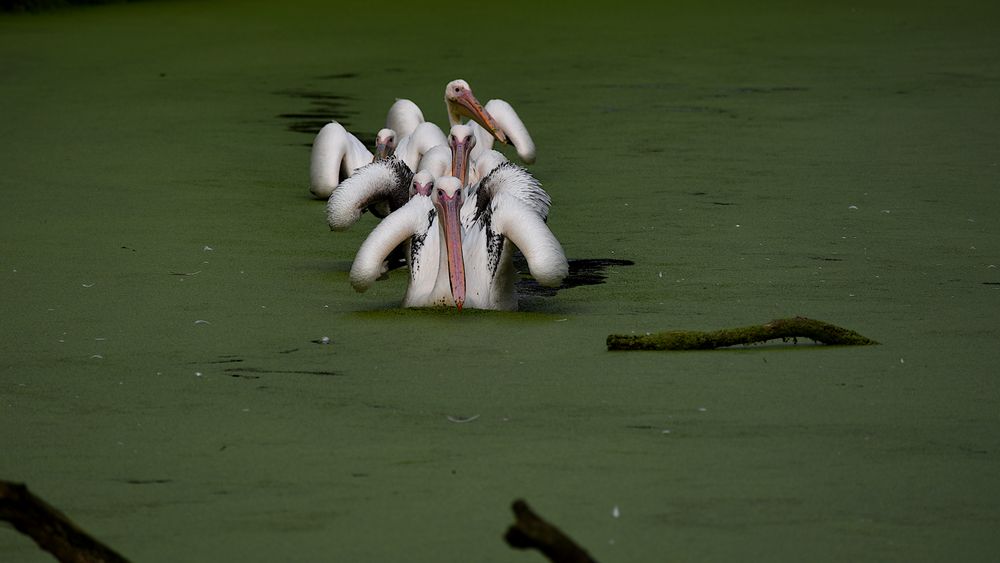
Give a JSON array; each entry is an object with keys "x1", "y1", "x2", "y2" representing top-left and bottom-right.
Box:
[
  {"x1": 504, "y1": 499, "x2": 598, "y2": 563},
  {"x1": 607, "y1": 316, "x2": 879, "y2": 351},
  {"x1": 0, "y1": 480, "x2": 129, "y2": 563}
]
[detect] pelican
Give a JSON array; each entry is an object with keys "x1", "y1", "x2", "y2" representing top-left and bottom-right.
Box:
[
  {"x1": 350, "y1": 168, "x2": 566, "y2": 311},
  {"x1": 445, "y1": 79, "x2": 536, "y2": 165}
]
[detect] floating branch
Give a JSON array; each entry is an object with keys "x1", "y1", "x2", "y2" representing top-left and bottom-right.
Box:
[
  {"x1": 607, "y1": 316, "x2": 879, "y2": 351},
  {"x1": 504, "y1": 499, "x2": 598, "y2": 563},
  {"x1": 0, "y1": 480, "x2": 129, "y2": 563}
]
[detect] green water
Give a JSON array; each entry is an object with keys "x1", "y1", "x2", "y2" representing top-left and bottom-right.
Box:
[{"x1": 2, "y1": 1, "x2": 999, "y2": 561}]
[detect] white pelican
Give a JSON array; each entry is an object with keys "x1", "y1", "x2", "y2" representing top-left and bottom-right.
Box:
[
  {"x1": 444, "y1": 79, "x2": 536, "y2": 165},
  {"x1": 350, "y1": 170, "x2": 566, "y2": 311}
]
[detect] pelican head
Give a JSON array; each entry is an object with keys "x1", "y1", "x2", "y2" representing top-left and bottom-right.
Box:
[
  {"x1": 374, "y1": 128, "x2": 397, "y2": 160},
  {"x1": 410, "y1": 170, "x2": 435, "y2": 198},
  {"x1": 448, "y1": 124, "x2": 476, "y2": 187},
  {"x1": 432, "y1": 176, "x2": 466, "y2": 310},
  {"x1": 444, "y1": 79, "x2": 508, "y2": 145}
]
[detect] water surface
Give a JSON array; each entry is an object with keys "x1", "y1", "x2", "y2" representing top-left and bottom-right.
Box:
[{"x1": 1, "y1": 1, "x2": 999, "y2": 561}]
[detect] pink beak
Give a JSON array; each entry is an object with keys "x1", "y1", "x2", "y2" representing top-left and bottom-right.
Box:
[
  {"x1": 436, "y1": 191, "x2": 466, "y2": 310},
  {"x1": 450, "y1": 137, "x2": 473, "y2": 187},
  {"x1": 453, "y1": 90, "x2": 508, "y2": 145}
]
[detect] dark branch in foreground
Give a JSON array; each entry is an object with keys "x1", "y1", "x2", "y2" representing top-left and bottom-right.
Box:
[
  {"x1": 0, "y1": 480, "x2": 129, "y2": 563},
  {"x1": 505, "y1": 499, "x2": 597, "y2": 563},
  {"x1": 607, "y1": 316, "x2": 879, "y2": 351}
]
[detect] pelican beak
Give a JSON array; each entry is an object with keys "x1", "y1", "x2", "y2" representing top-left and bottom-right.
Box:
[
  {"x1": 450, "y1": 137, "x2": 473, "y2": 187},
  {"x1": 452, "y1": 90, "x2": 508, "y2": 145},
  {"x1": 374, "y1": 140, "x2": 393, "y2": 161},
  {"x1": 436, "y1": 191, "x2": 466, "y2": 310}
]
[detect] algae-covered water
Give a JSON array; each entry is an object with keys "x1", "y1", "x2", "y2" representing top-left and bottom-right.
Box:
[{"x1": 2, "y1": 1, "x2": 999, "y2": 561}]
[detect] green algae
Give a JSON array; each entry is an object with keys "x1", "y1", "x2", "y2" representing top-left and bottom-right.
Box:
[{"x1": 2, "y1": 1, "x2": 1000, "y2": 562}]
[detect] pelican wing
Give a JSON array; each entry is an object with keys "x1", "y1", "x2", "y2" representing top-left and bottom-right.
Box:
[
  {"x1": 326, "y1": 157, "x2": 413, "y2": 231},
  {"x1": 471, "y1": 162, "x2": 551, "y2": 223},
  {"x1": 484, "y1": 99, "x2": 535, "y2": 164},
  {"x1": 395, "y1": 122, "x2": 447, "y2": 171},
  {"x1": 310, "y1": 121, "x2": 373, "y2": 199},
  {"x1": 417, "y1": 144, "x2": 451, "y2": 179},
  {"x1": 350, "y1": 197, "x2": 433, "y2": 292},
  {"x1": 385, "y1": 99, "x2": 424, "y2": 139},
  {"x1": 491, "y1": 194, "x2": 568, "y2": 287}
]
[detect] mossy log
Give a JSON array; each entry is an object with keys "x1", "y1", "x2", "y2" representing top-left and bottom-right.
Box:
[
  {"x1": 607, "y1": 316, "x2": 879, "y2": 351},
  {"x1": 504, "y1": 499, "x2": 597, "y2": 563},
  {"x1": 0, "y1": 480, "x2": 129, "y2": 563}
]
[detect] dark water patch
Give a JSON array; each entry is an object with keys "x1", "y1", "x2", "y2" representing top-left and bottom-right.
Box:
[
  {"x1": 278, "y1": 348, "x2": 300, "y2": 354},
  {"x1": 274, "y1": 88, "x2": 362, "y2": 137},
  {"x1": 199, "y1": 358, "x2": 244, "y2": 364},
  {"x1": 809, "y1": 256, "x2": 844, "y2": 262},
  {"x1": 316, "y1": 72, "x2": 359, "y2": 80},
  {"x1": 224, "y1": 367, "x2": 341, "y2": 377},
  {"x1": 229, "y1": 373, "x2": 260, "y2": 379},
  {"x1": 119, "y1": 478, "x2": 172, "y2": 485},
  {"x1": 983, "y1": 282, "x2": 1000, "y2": 286},
  {"x1": 517, "y1": 257, "x2": 635, "y2": 297},
  {"x1": 275, "y1": 90, "x2": 353, "y2": 101},
  {"x1": 688, "y1": 192, "x2": 737, "y2": 206}
]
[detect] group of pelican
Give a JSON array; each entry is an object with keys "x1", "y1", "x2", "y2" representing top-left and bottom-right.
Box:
[{"x1": 312, "y1": 79, "x2": 568, "y2": 311}]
